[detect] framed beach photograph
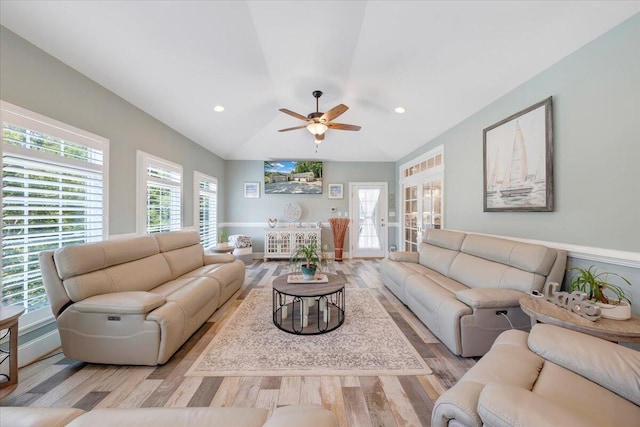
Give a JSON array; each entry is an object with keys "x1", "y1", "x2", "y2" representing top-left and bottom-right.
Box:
[
  {"x1": 244, "y1": 182, "x2": 260, "y2": 199},
  {"x1": 328, "y1": 183, "x2": 343, "y2": 199},
  {"x1": 483, "y1": 97, "x2": 553, "y2": 212}
]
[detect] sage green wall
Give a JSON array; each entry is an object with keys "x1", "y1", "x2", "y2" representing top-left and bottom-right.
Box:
[
  {"x1": 224, "y1": 160, "x2": 396, "y2": 252},
  {"x1": 0, "y1": 26, "x2": 226, "y2": 235},
  {"x1": 395, "y1": 14, "x2": 640, "y2": 322},
  {"x1": 397, "y1": 13, "x2": 640, "y2": 253}
]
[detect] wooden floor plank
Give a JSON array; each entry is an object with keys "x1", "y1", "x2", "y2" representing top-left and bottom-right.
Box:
[
  {"x1": 378, "y1": 375, "x2": 422, "y2": 427},
  {"x1": 188, "y1": 377, "x2": 223, "y2": 407},
  {"x1": 342, "y1": 386, "x2": 374, "y2": 427},
  {"x1": 117, "y1": 379, "x2": 163, "y2": 408},
  {"x1": 320, "y1": 376, "x2": 348, "y2": 427},
  {"x1": 73, "y1": 391, "x2": 110, "y2": 411},
  {"x1": 359, "y1": 376, "x2": 398, "y2": 427},
  {"x1": 232, "y1": 376, "x2": 262, "y2": 408},
  {"x1": 210, "y1": 376, "x2": 242, "y2": 407},
  {"x1": 93, "y1": 368, "x2": 155, "y2": 409},
  {"x1": 165, "y1": 376, "x2": 203, "y2": 407},
  {"x1": 398, "y1": 375, "x2": 434, "y2": 426},
  {"x1": 299, "y1": 376, "x2": 322, "y2": 405},
  {"x1": 277, "y1": 376, "x2": 301, "y2": 406},
  {"x1": 254, "y1": 389, "x2": 279, "y2": 417}
]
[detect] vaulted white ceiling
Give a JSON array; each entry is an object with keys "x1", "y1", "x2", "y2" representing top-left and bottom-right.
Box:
[{"x1": 1, "y1": 1, "x2": 638, "y2": 162}]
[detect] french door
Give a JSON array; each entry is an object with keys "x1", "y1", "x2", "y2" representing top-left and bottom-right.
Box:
[
  {"x1": 349, "y1": 183, "x2": 388, "y2": 258},
  {"x1": 400, "y1": 147, "x2": 444, "y2": 252},
  {"x1": 402, "y1": 179, "x2": 442, "y2": 251}
]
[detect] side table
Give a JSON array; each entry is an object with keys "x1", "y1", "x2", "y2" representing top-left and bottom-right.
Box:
[
  {"x1": 520, "y1": 295, "x2": 640, "y2": 343},
  {"x1": 0, "y1": 306, "x2": 25, "y2": 396},
  {"x1": 209, "y1": 244, "x2": 235, "y2": 254}
]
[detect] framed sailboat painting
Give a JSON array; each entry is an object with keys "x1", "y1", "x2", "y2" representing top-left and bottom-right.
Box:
[{"x1": 483, "y1": 97, "x2": 553, "y2": 212}]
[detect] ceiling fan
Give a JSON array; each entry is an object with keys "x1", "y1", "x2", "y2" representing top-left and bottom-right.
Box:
[{"x1": 278, "y1": 90, "x2": 361, "y2": 144}]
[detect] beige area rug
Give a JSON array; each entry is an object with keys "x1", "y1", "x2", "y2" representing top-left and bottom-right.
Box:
[{"x1": 186, "y1": 288, "x2": 432, "y2": 376}]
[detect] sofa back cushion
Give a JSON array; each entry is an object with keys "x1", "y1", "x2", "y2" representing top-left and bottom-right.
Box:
[
  {"x1": 418, "y1": 243, "x2": 459, "y2": 277},
  {"x1": 54, "y1": 235, "x2": 160, "y2": 280},
  {"x1": 461, "y1": 234, "x2": 557, "y2": 276},
  {"x1": 63, "y1": 254, "x2": 172, "y2": 301},
  {"x1": 423, "y1": 229, "x2": 466, "y2": 250},
  {"x1": 155, "y1": 230, "x2": 205, "y2": 279},
  {"x1": 449, "y1": 253, "x2": 545, "y2": 293}
]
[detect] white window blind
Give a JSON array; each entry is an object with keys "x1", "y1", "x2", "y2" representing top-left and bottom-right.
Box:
[
  {"x1": 137, "y1": 151, "x2": 182, "y2": 234},
  {"x1": 194, "y1": 171, "x2": 217, "y2": 249},
  {"x1": 1, "y1": 101, "x2": 108, "y2": 325}
]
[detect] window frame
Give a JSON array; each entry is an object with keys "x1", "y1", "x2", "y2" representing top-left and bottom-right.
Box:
[
  {"x1": 1, "y1": 101, "x2": 109, "y2": 332},
  {"x1": 193, "y1": 171, "x2": 218, "y2": 249},
  {"x1": 136, "y1": 150, "x2": 183, "y2": 234}
]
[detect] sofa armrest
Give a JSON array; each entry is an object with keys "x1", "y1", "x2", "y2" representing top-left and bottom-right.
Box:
[
  {"x1": 263, "y1": 404, "x2": 338, "y2": 427},
  {"x1": 477, "y1": 383, "x2": 600, "y2": 427},
  {"x1": 72, "y1": 291, "x2": 166, "y2": 315},
  {"x1": 431, "y1": 381, "x2": 485, "y2": 427},
  {"x1": 388, "y1": 251, "x2": 419, "y2": 263},
  {"x1": 528, "y1": 323, "x2": 640, "y2": 406},
  {"x1": 456, "y1": 288, "x2": 525, "y2": 309},
  {"x1": 0, "y1": 407, "x2": 85, "y2": 427},
  {"x1": 203, "y1": 253, "x2": 236, "y2": 264}
]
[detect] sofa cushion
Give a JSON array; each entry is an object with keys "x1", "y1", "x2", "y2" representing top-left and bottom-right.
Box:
[
  {"x1": 455, "y1": 288, "x2": 525, "y2": 309},
  {"x1": 461, "y1": 234, "x2": 557, "y2": 276},
  {"x1": 418, "y1": 243, "x2": 459, "y2": 276},
  {"x1": 264, "y1": 404, "x2": 338, "y2": 427},
  {"x1": 528, "y1": 323, "x2": 640, "y2": 406},
  {"x1": 163, "y1": 277, "x2": 220, "y2": 318},
  {"x1": 0, "y1": 407, "x2": 85, "y2": 427},
  {"x1": 154, "y1": 230, "x2": 201, "y2": 252},
  {"x1": 62, "y1": 254, "x2": 172, "y2": 301},
  {"x1": 405, "y1": 274, "x2": 459, "y2": 315},
  {"x1": 532, "y1": 360, "x2": 640, "y2": 426},
  {"x1": 424, "y1": 229, "x2": 466, "y2": 250},
  {"x1": 448, "y1": 253, "x2": 544, "y2": 293},
  {"x1": 54, "y1": 235, "x2": 159, "y2": 280},
  {"x1": 477, "y1": 384, "x2": 601, "y2": 427},
  {"x1": 65, "y1": 407, "x2": 268, "y2": 427},
  {"x1": 72, "y1": 291, "x2": 166, "y2": 315},
  {"x1": 162, "y1": 244, "x2": 205, "y2": 279}
]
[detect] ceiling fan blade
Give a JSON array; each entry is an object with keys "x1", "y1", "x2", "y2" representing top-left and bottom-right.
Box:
[
  {"x1": 279, "y1": 108, "x2": 309, "y2": 121},
  {"x1": 328, "y1": 122, "x2": 361, "y2": 131},
  {"x1": 278, "y1": 125, "x2": 308, "y2": 132},
  {"x1": 321, "y1": 104, "x2": 348, "y2": 122}
]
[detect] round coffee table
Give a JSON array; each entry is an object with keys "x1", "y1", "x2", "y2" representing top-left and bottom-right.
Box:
[{"x1": 272, "y1": 274, "x2": 345, "y2": 335}]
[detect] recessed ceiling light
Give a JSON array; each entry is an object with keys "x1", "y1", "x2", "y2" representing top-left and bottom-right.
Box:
[
  {"x1": 394, "y1": 107, "x2": 406, "y2": 114},
  {"x1": 214, "y1": 105, "x2": 225, "y2": 112}
]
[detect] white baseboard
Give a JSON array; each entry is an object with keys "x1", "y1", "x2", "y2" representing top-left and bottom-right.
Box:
[{"x1": 18, "y1": 329, "x2": 61, "y2": 368}]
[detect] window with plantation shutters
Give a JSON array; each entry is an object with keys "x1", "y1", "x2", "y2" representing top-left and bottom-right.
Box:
[
  {"x1": 194, "y1": 171, "x2": 217, "y2": 249},
  {"x1": 136, "y1": 151, "x2": 182, "y2": 234},
  {"x1": 1, "y1": 101, "x2": 109, "y2": 326}
]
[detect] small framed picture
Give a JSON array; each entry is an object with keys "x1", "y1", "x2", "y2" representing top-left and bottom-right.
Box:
[
  {"x1": 328, "y1": 183, "x2": 343, "y2": 199},
  {"x1": 244, "y1": 182, "x2": 260, "y2": 199}
]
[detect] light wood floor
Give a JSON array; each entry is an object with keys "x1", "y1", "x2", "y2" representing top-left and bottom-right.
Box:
[{"x1": 1, "y1": 260, "x2": 476, "y2": 426}]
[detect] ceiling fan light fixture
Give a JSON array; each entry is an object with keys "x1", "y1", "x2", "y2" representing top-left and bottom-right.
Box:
[{"x1": 306, "y1": 122, "x2": 328, "y2": 135}]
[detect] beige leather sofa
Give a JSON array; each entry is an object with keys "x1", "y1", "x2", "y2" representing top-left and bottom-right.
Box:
[
  {"x1": 380, "y1": 229, "x2": 566, "y2": 356},
  {"x1": 432, "y1": 324, "x2": 640, "y2": 427},
  {"x1": 0, "y1": 404, "x2": 337, "y2": 427},
  {"x1": 38, "y1": 230, "x2": 245, "y2": 365}
]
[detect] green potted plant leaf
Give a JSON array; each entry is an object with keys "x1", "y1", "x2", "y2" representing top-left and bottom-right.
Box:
[
  {"x1": 568, "y1": 266, "x2": 632, "y2": 320},
  {"x1": 290, "y1": 240, "x2": 323, "y2": 280},
  {"x1": 218, "y1": 230, "x2": 229, "y2": 246}
]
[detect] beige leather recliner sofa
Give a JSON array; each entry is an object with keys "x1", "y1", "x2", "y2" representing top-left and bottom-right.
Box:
[
  {"x1": 432, "y1": 323, "x2": 640, "y2": 427},
  {"x1": 380, "y1": 229, "x2": 567, "y2": 356},
  {"x1": 38, "y1": 230, "x2": 245, "y2": 365},
  {"x1": 1, "y1": 404, "x2": 338, "y2": 427}
]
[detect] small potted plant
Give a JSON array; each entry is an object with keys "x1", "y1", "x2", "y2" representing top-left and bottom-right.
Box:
[
  {"x1": 569, "y1": 265, "x2": 632, "y2": 320},
  {"x1": 218, "y1": 230, "x2": 229, "y2": 246},
  {"x1": 290, "y1": 240, "x2": 323, "y2": 280}
]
